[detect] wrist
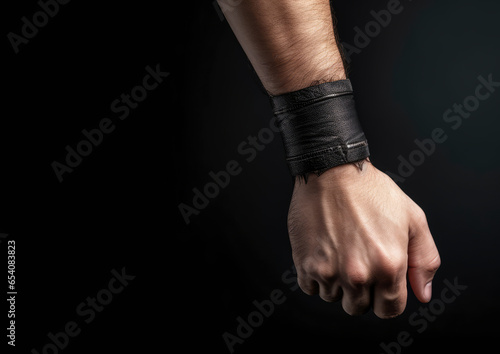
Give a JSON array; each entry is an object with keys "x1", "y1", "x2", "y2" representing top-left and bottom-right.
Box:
[
  {"x1": 271, "y1": 80, "x2": 370, "y2": 179},
  {"x1": 297, "y1": 159, "x2": 373, "y2": 189}
]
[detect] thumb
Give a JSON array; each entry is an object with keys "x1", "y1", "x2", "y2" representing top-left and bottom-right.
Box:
[{"x1": 407, "y1": 207, "x2": 441, "y2": 303}]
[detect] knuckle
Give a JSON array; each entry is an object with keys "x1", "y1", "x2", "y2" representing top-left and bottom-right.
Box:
[
  {"x1": 316, "y1": 265, "x2": 337, "y2": 283},
  {"x1": 413, "y1": 205, "x2": 428, "y2": 226},
  {"x1": 345, "y1": 267, "x2": 370, "y2": 288},
  {"x1": 378, "y1": 253, "x2": 408, "y2": 279},
  {"x1": 375, "y1": 288, "x2": 408, "y2": 319},
  {"x1": 426, "y1": 253, "x2": 442, "y2": 273},
  {"x1": 296, "y1": 256, "x2": 316, "y2": 277},
  {"x1": 296, "y1": 255, "x2": 337, "y2": 283},
  {"x1": 413, "y1": 252, "x2": 441, "y2": 274}
]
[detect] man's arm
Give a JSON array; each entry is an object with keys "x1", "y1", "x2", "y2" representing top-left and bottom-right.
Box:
[
  {"x1": 219, "y1": 0, "x2": 346, "y2": 95},
  {"x1": 218, "y1": 0, "x2": 441, "y2": 318}
]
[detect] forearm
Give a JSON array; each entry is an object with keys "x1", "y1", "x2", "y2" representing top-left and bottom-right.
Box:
[
  {"x1": 219, "y1": 0, "x2": 441, "y2": 318},
  {"x1": 218, "y1": 0, "x2": 346, "y2": 95}
]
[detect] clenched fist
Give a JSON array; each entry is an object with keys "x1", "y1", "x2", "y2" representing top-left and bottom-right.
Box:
[{"x1": 287, "y1": 160, "x2": 441, "y2": 318}]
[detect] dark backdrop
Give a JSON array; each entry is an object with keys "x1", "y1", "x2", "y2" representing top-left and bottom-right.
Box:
[{"x1": 2, "y1": 0, "x2": 499, "y2": 353}]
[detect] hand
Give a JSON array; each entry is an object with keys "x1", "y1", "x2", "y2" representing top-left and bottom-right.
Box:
[{"x1": 287, "y1": 160, "x2": 441, "y2": 318}]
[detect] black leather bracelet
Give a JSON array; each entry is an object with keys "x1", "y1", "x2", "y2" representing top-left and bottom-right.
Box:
[{"x1": 270, "y1": 79, "x2": 370, "y2": 178}]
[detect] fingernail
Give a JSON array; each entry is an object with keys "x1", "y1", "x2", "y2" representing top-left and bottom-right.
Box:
[{"x1": 424, "y1": 282, "x2": 433, "y2": 302}]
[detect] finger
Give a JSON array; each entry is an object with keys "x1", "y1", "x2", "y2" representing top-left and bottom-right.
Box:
[
  {"x1": 319, "y1": 283, "x2": 343, "y2": 303},
  {"x1": 408, "y1": 208, "x2": 441, "y2": 303},
  {"x1": 297, "y1": 275, "x2": 319, "y2": 295},
  {"x1": 312, "y1": 262, "x2": 341, "y2": 302},
  {"x1": 373, "y1": 279, "x2": 408, "y2": 319},
  {"x1": 341, "y1": 281, "x2": 371, "y2": 316}
]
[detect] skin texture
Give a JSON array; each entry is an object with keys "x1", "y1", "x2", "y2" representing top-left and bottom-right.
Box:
[
  {"x1": 218, "y1": 0, "x2": 346, "y2": 95},
  {"x1": 289, "y1": 161, "x2": 440, "y2": 317},
  {"x1": 218, "y1": 0, "x2": 441, "y2": 317}
]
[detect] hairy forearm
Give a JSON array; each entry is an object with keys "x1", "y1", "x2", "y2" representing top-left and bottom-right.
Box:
[
  {"x1": 218, "y1": 0, "x2": 346, "y2": 95},
  {"x1": 219, "y1": 0, "x2": 441, "y2": 318}
]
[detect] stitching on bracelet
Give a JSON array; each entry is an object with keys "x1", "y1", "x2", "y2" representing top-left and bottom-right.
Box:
[
  {"x1": 346, "y1": 140, "x2": 368, "y2": 149},
  {"x1": 286, "y1": 141, "x2": 367, "y2": 163}
]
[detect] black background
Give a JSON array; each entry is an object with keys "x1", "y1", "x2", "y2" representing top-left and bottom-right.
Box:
[{"x1": 2, "y1": 0, "x2": 500, "y2": 353}]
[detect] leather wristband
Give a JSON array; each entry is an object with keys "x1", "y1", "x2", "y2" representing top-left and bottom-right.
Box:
[{"x1": 270, "y1": 79, "x2": 370, "y2": 178}]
